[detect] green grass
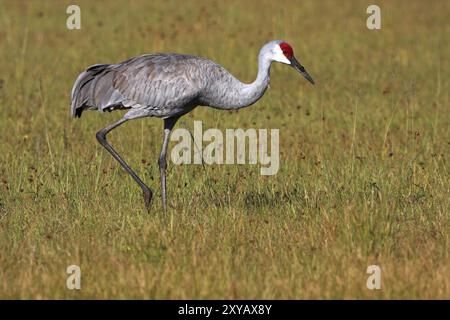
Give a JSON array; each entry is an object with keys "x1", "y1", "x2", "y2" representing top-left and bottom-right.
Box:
[{"x1": 0, "y1": 0, "x2": 448, "y2": 299}]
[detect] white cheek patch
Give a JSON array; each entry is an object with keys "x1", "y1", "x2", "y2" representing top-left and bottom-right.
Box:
[{"x1": 272, "y1": 45, "x2": 291, "y2": 65}]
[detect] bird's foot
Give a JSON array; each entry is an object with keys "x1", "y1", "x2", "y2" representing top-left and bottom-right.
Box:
[{"x1": 142, "y1": 188, "x2": 153, "y2": 212}]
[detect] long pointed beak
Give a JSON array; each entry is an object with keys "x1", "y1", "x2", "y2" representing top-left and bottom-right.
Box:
[{"x1": 290, "y1": 56, "x2": 315, "y2": 85}]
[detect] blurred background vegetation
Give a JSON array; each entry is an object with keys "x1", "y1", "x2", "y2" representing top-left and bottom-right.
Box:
[{"x1": 0, "y1": 0, "x2": 448, "y2": 298}]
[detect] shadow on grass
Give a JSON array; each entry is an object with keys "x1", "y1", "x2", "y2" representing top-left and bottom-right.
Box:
[{"x1": 243, "y1": 188, "x2": 304, "y2": 210}]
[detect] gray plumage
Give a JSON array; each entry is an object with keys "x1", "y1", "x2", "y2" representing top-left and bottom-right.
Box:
[{"x1": 70, "y1": 40, "x2": 314, "y2": 211}]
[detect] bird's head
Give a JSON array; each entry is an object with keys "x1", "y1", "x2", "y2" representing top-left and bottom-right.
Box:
[{"x1": 263, "y1": 40, "x2": 315, "y2": 85}]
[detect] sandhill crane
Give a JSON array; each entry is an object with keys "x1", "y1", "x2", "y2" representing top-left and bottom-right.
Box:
[{"x1": 70, "y1": 40, "x2": 314, "y2": 211}]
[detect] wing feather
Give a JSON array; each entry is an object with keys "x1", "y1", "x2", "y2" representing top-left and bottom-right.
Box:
[{"x1": 71, "y1": 54, "x2": 207, "y2": 118}]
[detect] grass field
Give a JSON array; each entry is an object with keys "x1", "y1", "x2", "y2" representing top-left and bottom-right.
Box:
[{"x1": 0, "y1": 0, "x2": 448, "y2": 299}]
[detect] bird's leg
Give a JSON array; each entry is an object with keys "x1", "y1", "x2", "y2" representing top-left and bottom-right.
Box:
[
  {"x1": 96, "y1": 117, "x2": 153, "y2": 210},
  {"x1": 158, "y1": 116, "x2": 179, "y2": 212}
]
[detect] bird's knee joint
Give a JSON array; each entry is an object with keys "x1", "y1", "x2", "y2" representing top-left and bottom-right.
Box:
[
  {"x1": 158, "y1": 156, "x2": 167, "y2": 170},
  {"x1": 96, "y1": 130, "x2": 106, "y2": 142}
]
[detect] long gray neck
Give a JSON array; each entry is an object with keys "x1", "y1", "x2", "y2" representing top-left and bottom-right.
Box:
[
  {"x1": 200, "y1": 49, "x2": 272, "y2": 110},
  {"x1": 235, "y1": 53, "x2": 272, "y2": 109}
]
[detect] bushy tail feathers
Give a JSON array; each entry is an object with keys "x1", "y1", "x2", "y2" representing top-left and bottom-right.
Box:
[{"x1": 70, "y1": 64, "x2": 109, "y2": 118}]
